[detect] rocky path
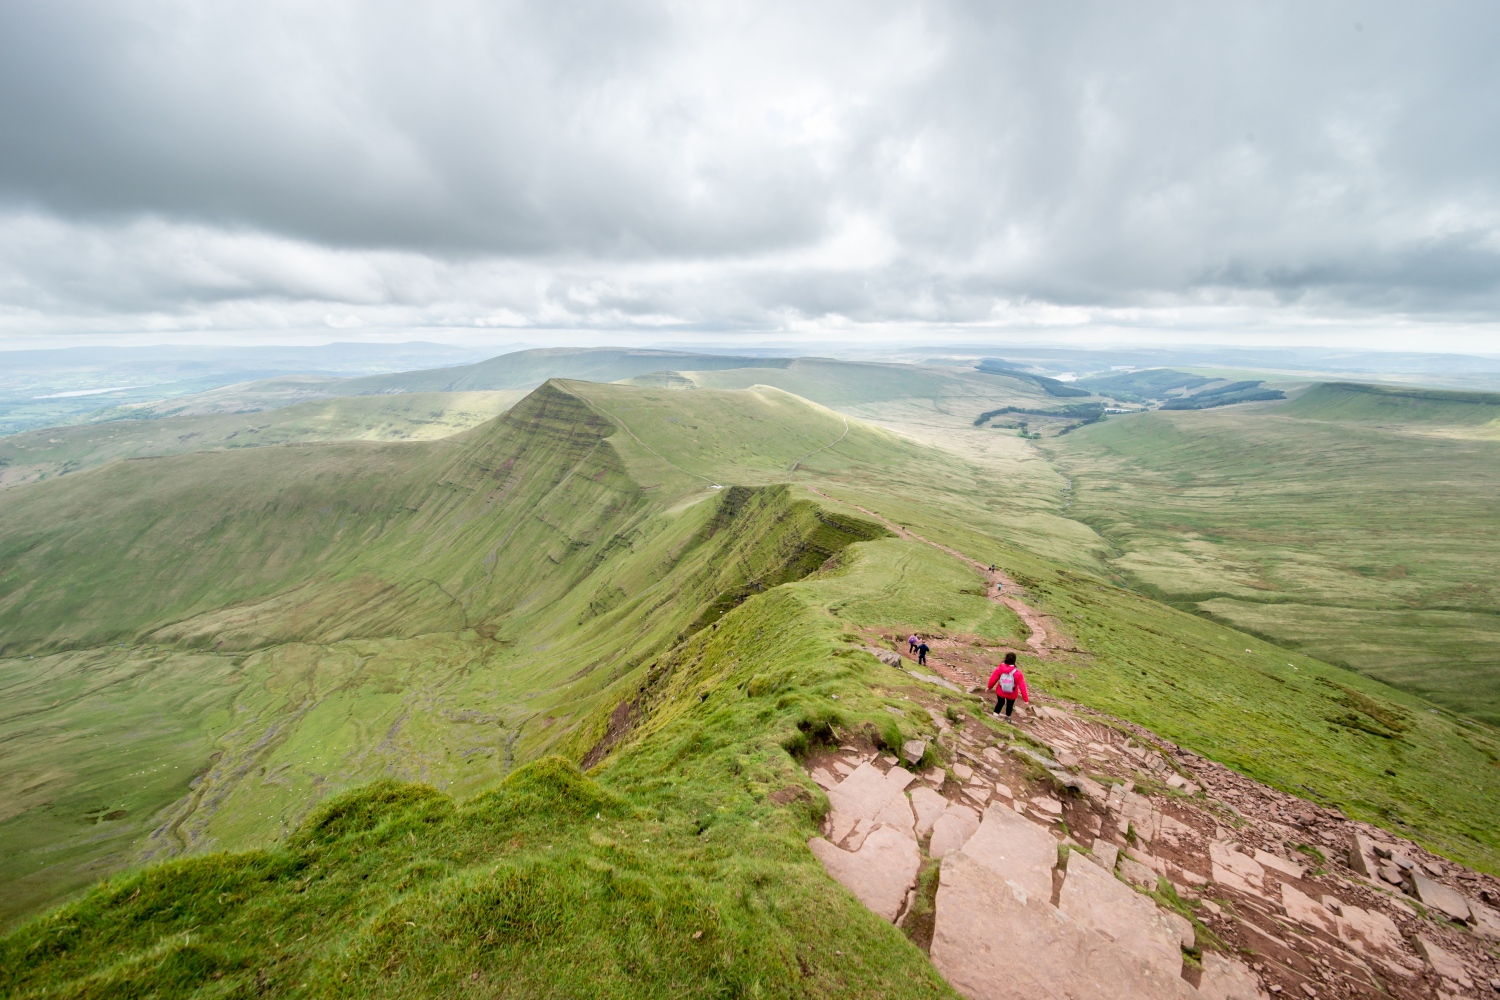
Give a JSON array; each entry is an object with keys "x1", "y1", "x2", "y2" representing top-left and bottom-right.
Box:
[
  {"x1": 804, "y1": 671, "x2": 1500, "y2": 1000},
  {"x1": 805, "y1": 486, "x2": 1056, "y2": 656}
]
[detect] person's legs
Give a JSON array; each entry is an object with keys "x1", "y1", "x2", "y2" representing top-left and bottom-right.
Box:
[
  {"x1": 1003, "y1": 698, "x2": 1015, "y2": 717},
  {"x1": 993, "y1": 695, "x2": 1004, "y2": 714}
]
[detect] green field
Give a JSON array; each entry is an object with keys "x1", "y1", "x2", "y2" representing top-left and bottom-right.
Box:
[
  {"x1": 1046, "y1": 382, "x2": 1500, "y2": 723},
  {"x1": 0, "y1": 392, "x2": 524, "y2": 489},
  {"x1": 4, "y1": 367, "x2": 1500, "y2": 997}
]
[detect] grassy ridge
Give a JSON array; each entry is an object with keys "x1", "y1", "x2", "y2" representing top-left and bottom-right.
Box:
[
  {"x1": 8, "y1": 477, "x2": 1500, "y2": 997},
  {"x1": 0, "y1": 383, "x2": 891, "y2": 926},
  {"x1": 5, "y1": 373, "x2": 1500, "y2": 991}
]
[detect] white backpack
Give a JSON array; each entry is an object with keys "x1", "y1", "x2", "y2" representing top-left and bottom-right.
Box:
[{"x1": 998, "y1": 669, "x2": 1017, "y2": 694}]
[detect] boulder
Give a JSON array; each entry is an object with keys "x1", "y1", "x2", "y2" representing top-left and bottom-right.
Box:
[
  {"x1": 1057, "y1": 852, "x2": 1185, "y2": 978},
  {"x1": 923, "y1": 766, "x2": 946, "y2": 786},
  {"x1": 910, "y1": 786, "x2": 949, "y2": 839},
  {"x1": 1348, "y1": 832, "x2": 1379, "y2": 878},
  {"x1": 902, "y1": 739, "x2": 928, "y2": 766},
  {"x1": 961, "y1": 802, "x2": 1060, "y2": 902},
  {"x1": 1031, "y1": 796, "x2": 1064, "y2": 816},
  {"x1": 1091, "y1": 841, "x2": 1120, "y2": 873},
  {"x1": 808, "y1": 826, "x2": 922, "y2": 922},
  {"x1": 810, "y1": 766, "x2": 837, "y2": 790},
  {"x1": 931, "y1": 851, "x2": 1199, "y2": 1000},
  {"x1": 1198, "y1": 953, "x2": 1270, "y2": 1000},
  {"x1": 1406, "y1": 872, "x2": 1471, "y2": 923},
  {"x1": 953, "y1": 763, "x2": 975, "y2": 781},
  {"x1": 929, "y1": 804, "x2": 982, "y2": 860},
  {"x1": 1414, "y1": 934, "x2": 1473, "y2": 989}
]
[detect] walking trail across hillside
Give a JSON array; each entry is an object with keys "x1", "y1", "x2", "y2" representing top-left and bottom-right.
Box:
[
  {"x1": 803, "y1": 491, "x2": 1500, "y2": 999},
  {"x1": 805, "y1": 486, "x2": 1054, "y2": 655}
]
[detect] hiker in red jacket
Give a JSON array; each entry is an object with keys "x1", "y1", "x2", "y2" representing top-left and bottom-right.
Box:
[{"x1": 988, "y1": 652, "x2": 1028, "y2": 718}]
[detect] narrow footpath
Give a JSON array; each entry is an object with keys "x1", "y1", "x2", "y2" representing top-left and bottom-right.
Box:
[{"x1": 806, "y1": 486, "x2": 1054, "y2": 656}]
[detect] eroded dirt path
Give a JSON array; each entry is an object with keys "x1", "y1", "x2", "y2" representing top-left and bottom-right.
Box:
[{"x1": 806, "y1": 486, "x2": 1058, "y2": 656}]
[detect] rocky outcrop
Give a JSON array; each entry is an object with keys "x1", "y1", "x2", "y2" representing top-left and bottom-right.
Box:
[{"x1": 806, "y1": 667, "x2": 1499, "y2": 1000}]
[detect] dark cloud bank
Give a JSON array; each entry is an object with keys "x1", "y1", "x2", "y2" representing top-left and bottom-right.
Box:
[{"x1": 1, "y1": 0, "x2": 1499, "y2": 348}]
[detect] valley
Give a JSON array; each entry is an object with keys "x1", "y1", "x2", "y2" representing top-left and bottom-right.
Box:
[
  {"x1": 1, "y1": 350, "x2": 1497, "y2": 999},
  {"x1": 1045, "y1": 382, "x2": 1500, "y2": 724}
]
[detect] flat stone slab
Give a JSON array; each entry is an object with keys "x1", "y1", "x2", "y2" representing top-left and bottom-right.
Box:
[
  {"x1": 1198, "y1": 953, "x2": 1269, "y2": 1000},
  {"x1": 825, "y1": 761, "x2": 916, "y2": 845},
  {"x1": 1090, "y1": 841, "x2": 1120, "y2": 873},
  {"x1": 1254, "y1": 849, "x2": 1304, "y2": 879},
  {"x1": 1058, "y1": 851, "x2": 1184, "y2": 979},
  {"x1": 1118, "y1": 791, "x2": 1160, "y2": 841},
  {"x1": 1210, "y1": 841, "x2": 1265, "y2": 895},
  {"x1": 929, "y1": 803, "x2": 981, "y2": 859},
  {"x1": 1470, "y1": 899, "x2": 1500, "y2": 943},
  {"x1": 1280, "y1": 883, "x2": 1336, "y2": 936},
  {"x1": 1408, "y1": 871, "x2": 1471, "y2": 923},
  {"x1": 808, "y1": 825, "x2": 921, "y2": 923},
  {"x1": 1335, "y1": 902, "x2": 1402, "y2": 957},
  {"x1": 910, "y1": 786, "x2": 948, "y2": 839},
  {"x1": 874, "y1": 792, "x2": 916, "y2": 838},
  {"x1": 961, "y1": 802, "x2": 1059, "y2": 902},
  {"x1": 1118, "y1": 857, "x2": 1157, "y2": 890},
  {"x1": 931, "y1": 851, "x2": 1199, "y2": 1000},
  {"x1": 1414, "y1": 934, "x2": 1473, "y2": 989}
]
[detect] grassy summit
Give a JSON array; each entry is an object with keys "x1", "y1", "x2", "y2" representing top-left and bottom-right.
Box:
[{"x1": 3, "y1": 376, "x2": 1499, "y2": 997}]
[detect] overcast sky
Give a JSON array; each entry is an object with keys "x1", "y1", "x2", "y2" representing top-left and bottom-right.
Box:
[{"x1": 2, "y1": 1, "x2": 1499, "y2": 352}]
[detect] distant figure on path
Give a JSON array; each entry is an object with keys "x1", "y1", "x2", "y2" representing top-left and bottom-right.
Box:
[
  {"x1": 917, "y1": 640, "x2": 930, "y2": 666},
  {"x1": 908, "y1": 633, "x2": 919, "y2": 654},
  {"x1": 988, "y1": 652, "x2": 1028, "y2": 718}
]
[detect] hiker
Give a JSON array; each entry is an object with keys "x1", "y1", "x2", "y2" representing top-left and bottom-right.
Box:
[
  {"x1": 917, "y1": 640, "x2": 930, "y2": 666},
  {"x1": 907, "y1": 633, "x2": 919, "y2": 654},
  {"x1": 988, "y1": 652, "x2": 1028, "y2": 718}
]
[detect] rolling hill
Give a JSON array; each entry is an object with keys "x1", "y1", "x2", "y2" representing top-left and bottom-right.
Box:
[
  {"x1": 91, "y1": 348, "x2": 786, "y2": 421},
  {"x1": 2, "y1": 371, "x2": 1497, "y2": 964},
  {"x1": 1046, "y1": 383, "x2": 1500, "y2": 724}
]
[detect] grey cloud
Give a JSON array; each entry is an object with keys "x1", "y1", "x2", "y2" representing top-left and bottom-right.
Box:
[{"x1": 2, "y1": 0, "x2": 1500, "y2": 344}]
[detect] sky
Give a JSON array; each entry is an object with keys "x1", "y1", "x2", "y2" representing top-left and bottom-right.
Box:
[{"x1": 2, "y1": 1, "x2": 1500, "y2": 353}]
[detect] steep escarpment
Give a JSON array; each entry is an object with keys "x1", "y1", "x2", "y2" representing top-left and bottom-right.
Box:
[{"x1": 0, "y1": 380, "x2": 888, "y2": 926}]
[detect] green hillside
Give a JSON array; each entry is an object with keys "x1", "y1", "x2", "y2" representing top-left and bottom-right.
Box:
[
  {"x1": 1286, "y1": 380, "x2": 1500, "y2": 432},
  {"x1": 0, "y1": 392, "x2": 523, "y2": 489},
  {"x1": 1046, "y1": 387, "x2": 1500, "y2": 723},
  {"x1": 4, "y1": 377, "x2": 1500, "y2": 998}
]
